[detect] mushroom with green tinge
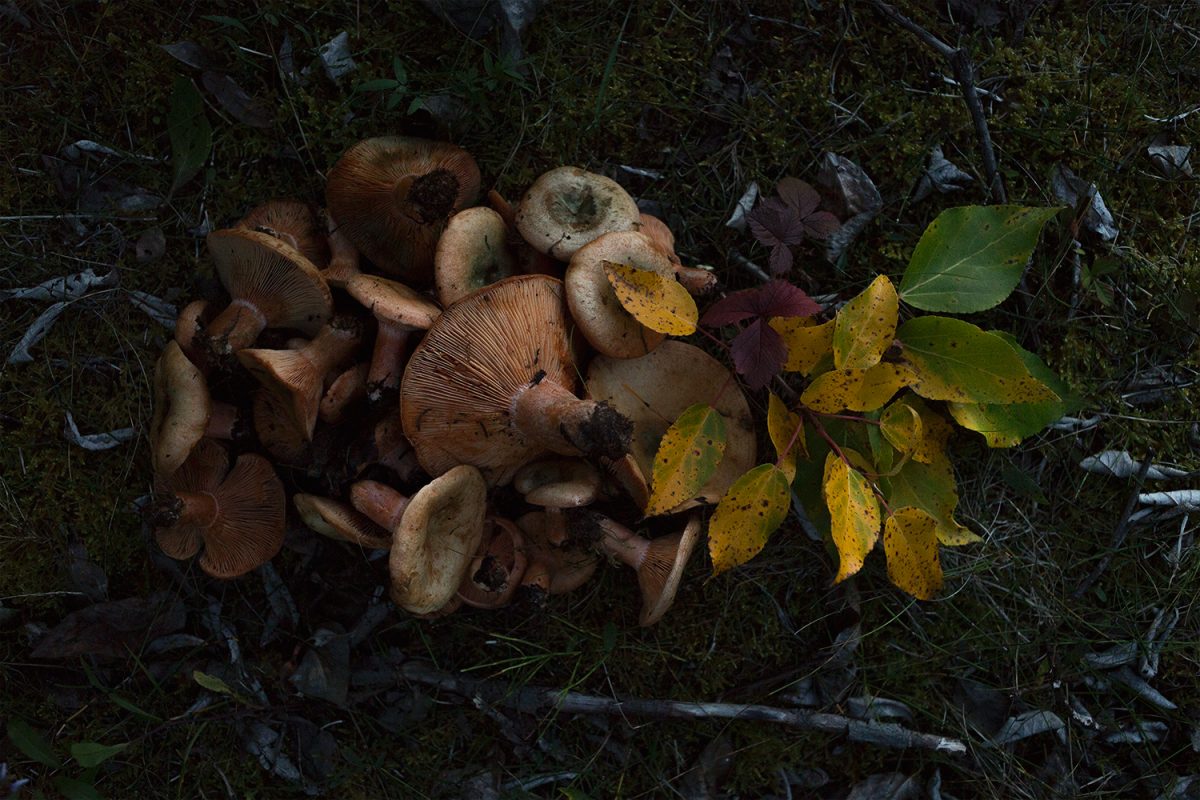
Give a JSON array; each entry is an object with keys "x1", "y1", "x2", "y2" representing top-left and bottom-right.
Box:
[
  {"x1": 434, "y1": 206, "x2": 517, "y2": 306},
  {"x1": 515, "y1": 166, "x2": 641, "y2": 260}
]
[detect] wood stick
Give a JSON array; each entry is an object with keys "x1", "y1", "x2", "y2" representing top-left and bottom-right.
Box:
[{"x1": 397, "y1": 660, "x2": 968, "y2": 754}]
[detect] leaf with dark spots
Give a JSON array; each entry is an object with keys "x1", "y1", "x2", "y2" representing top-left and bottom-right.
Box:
[
  {"x1": 201, "y1": 71, "x2": 273, "y2": 128},
  {"x1": 730, "y1": 318, "x2": 786, "y2": 390},
  {"x1": 31, "y1": 594, "x2": 186, "y2": 661},
  {"x1": 701, "y1": 281, "x2": 820, "y2": 327}
]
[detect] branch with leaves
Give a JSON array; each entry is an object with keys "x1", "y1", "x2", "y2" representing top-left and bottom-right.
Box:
[{"x1": 605, "y1": 191, "x2": 1074, "y2": 599}]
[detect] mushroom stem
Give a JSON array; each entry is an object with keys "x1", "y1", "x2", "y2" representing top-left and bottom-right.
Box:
[
  {"x1": 368, "y1": 324, "x2": 412, "y2": 399},
  {"x1": 592, "y1": 515, "x2": 649, "y2": 569},
  {"x1": 322, "y1": 212, "x2": 361, "y2": 287},
  {"x1": 204, "y1": 298, "x2": 269, "y2": 357},
  {"x1": 150, "y1": 490, "x2": 220, "y2": 531},
  {"x1": 350, "y1": 480, "x2": 411, "y2": 531},
  {"x1": 511, "y1": 380, "x2": 632, "y2": 461},
  {"x1": 675, "y1": 265, "x2": 718, "y2": 295}
]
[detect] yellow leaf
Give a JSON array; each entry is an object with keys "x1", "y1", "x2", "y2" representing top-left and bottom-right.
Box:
[
  {"x1": 833, "y1": 275, "x2": 898, "y2": 370},
  {"x1": 800, "y1": 363, "x2": 916, "y2": 413},
  {"x1": 603, "y1": 260, "x2": 698, "y2": 335},
  {"x1": 708, "y1": 464, "x2": 791, "y2": 575},
  {"x1": 880, "y1": 394, "x2": 951, "y2": 464},
  {"x1": 823, "y1": 450, "x2": 881, "y2": 583},
  {"x1": 645, "y1": 404, "x2": 727, "y2": 516},
  {"x1": 772, "y1": 317, "x2": 834, "y2": 375},
  {"x1": 883, "y1": 507, "x2": 943, "y2": 600},
  {"x1": 767, "y1": 392, "x2": 805, "y2": 482},
  {"x1": 877, "y1": 451, "x2": 978, "y2": 547}
]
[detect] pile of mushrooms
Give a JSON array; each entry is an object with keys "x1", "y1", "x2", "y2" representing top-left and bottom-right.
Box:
[{"x1": 147, "y1": 136, "x2": 751, "y2": 626}]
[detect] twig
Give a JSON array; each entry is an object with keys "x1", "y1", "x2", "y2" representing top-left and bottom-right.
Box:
[
  {"x1": 397, "y1": 660, "x2": 967, "y2": 754},
  {"x1": 870, "y1": 1, "x2": 1006, "y2": 202},
  {"x1": 1072, "y1": 449, "x2": 1155, "y2": 598}
]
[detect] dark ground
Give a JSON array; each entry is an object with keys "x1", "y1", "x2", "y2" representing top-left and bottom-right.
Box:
[{"x1": 1, "y1": 1, "x2": 1199, "y2": 798}]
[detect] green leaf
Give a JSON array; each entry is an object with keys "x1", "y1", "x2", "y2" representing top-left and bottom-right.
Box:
[
  {"x1": 945, "y1": 332, "x2": 1075, "y2": 446},
  {"x1": 6, "y1": 718, "x2": 62, "y2": 768},
  {"x1": 883, "y1": 507, "x2": 943, "y2": 600},
  {"x1": 70, "y1": 741, "x2": 129, "y2": 768},
  {"x1": 354, "y1": 78, "x2": 401, "y2": 93},
  {"x1": 708, "y1": 464, "x2": 791, "y2": 575},
  {"x1": 899, "y1": 205, "x2": 1061, "y2": 312},
  {"x1": 167, "y1": 77, "x2": 212, "y2": 195},
  {"x1": 200, "y1": 14, "x2": 249, "y2": 33},
  {"x1": 877, "y1": 452, "x2": 978, "y2": 546},
  {"x1": 800, "y1": 363, "x2": 916, "y2": 413},
  {"x1": 393, "y1": 57, "x2": 408, "y2": 84},
  {"x1": 833, "y1": 275, "x2": 898, "y2": 369},
  {"x1": 193, "y1": 669, "x2": 236, "y2": 696},
  {"x1": 53, "y1": 776, "x2": 103, "y2": 800},
  {"x1": 823, "y1": 450, "x2": 882, "y2": 582},
  {"x1": 645, "y1": 403, "x2": 727, "y2": 516},
  {"x1": 897, "y1": 316, "x2": 1060, "y2": 404}
]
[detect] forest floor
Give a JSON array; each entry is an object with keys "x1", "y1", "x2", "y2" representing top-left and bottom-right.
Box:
[{"x1": 1, "y1": 1, "x2": 1198, "y2": 798}]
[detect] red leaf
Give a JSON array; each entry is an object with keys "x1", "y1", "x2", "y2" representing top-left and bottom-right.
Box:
[
  {"x1": 769, "y1": 244, "x2": 793, "y2": 275},
  {"x1": 777, "y1": 177, "x2": 821, "y2": 218},
  {"x1": 803, "y1": 210, "x2": 842, "y2": 240},
  {"x1": 730, "y1": 318, "x2": 787, "y2": 389},
  {"x1": 701, "y1": 281, "x2": 820, "y2": 327},
  {"x1": 747, "y1": 199, "x2": 807, "y2": 248}
]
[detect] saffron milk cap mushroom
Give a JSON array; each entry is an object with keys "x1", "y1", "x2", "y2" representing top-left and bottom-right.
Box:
[
  {"x1": 434, "y1": 206, "x2": 517, "y2": 306},
  {"x1": 345, "y1": 274, "x2": 440, "y2": 402},
  {"x1": 457, "y1": 516, "x2": 528, "y2": 609},
  {"x1": 238, "y1": 199, "x2": 329, "y2": 268},
  {"x1": 293, "y1": 494, "x2": 391, "y2": 550},
  {"x1": 515, "y1": 166, "x2": 640, "y2": 260}
]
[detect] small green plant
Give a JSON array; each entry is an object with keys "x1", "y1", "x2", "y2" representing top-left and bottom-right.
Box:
[
  {"x1": 6, "y1": 717, "x2": 128, "y2": 800},
  {"x1": 607, "y1": 192, "x2": 1074, "y2": 599},
  {"x1": 353, "y1": 51, "x2": 532, "y2": 119}
]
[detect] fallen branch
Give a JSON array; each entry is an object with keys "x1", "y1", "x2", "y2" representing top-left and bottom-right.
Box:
[
  {"x1": 870, "y1": 1, "x2": 1007, "y2": 203},
  {"x1": 397, "y1": 660, "x2": 967, "y2": 754}
]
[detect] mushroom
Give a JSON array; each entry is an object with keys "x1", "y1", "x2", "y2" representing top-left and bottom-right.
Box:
[
  {"x1": 200, "y1": 228, "x2": 333, "y2": 361},
  {"x1": 587, "y1": 340, "x2": 756, "y2": 511},
  {"x1": 638, "y1": 213, "x2": 717, "y2": 295},
  {"x1": 516, "y1": 511, "x2": 599, "y2": 596},
  {"x1": 321, "y1": 211, "x2": 362, "y2": 288},
  {"x1": 515, "y1": 166, "x2": 641, "y2": 260},
  {"x1": 564, "y1": 230, "x2": 676, "y2": 358},
  {"x1": 578, "y1": 510, "x2": 701, "y2": 626},
  {"x1": 174, "y1": 299, "x2": 213, "y2": 366},
  {"x1": 238, "y1": 199, "x2": 329, "y2": 268},
  {"x1": 150, "y1": 341, "x2": 244, "y2": 475},
  {"x1": 149, "y1": 438, "x2": 286, "y2": 578},
  {"x1": 400, "y1": 274, "x2": 633, "y2": 486},
  {"x1": 344, "y1": 274, "x2": 440, "y2": 402},
  {"x1": 237, "y1": 317, "x2": 363, "y2": 439},
  {"x1": 513, "y1": 458, "x2": 602, "y2": 542},
  {"x1": 368, "y1": 417, "x2": 422, "y2": 483},
  {"x1": 318, "y1": 363, "x2": 369, "y2": 424},
  {"x1": 457, "y1": 516, "x2": 529, "y2": 609},
  {"x1": 489, "y1": 189, "x2": 560, "y2": 276},
  {"x1": 387, "y1": 465, "x2": 489, "y2": 615},
  {"x1": 434, "y1": 206, "x2": 517, "y2": 306},
  {"x1": 293, "y1": 494, "x2": 391, "y2": 550},
  {"x1": 326, "y1": 136, "x2": 481, "y2": 286},
  {"x1": 252, "y1": 388, "x2": 309, "y2": 466}
]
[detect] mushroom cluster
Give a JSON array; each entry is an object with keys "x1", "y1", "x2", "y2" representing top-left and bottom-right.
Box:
[{"x1": 147, "y1": 136, "x2": 748, "y2": 626}]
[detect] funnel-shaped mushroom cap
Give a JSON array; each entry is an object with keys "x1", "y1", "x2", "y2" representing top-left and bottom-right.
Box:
[
  {"x1": 587, "y1": 341, "x2": 756, "y2": 511},
  {"x1": 516, "y1": 511, "x2": 599, "y2": 595},
  {"x1": 150, "y1": 341, "x2": 212, "y2": 475},
  {"x1": 458, "y1": 517, "x2": 528, "y2": 609},
  {"x1": 326, "y1": 136, "x2": 481, "y2": 286},
  {"x1": 637, "y1": 513, "x2": 701, "y2": 626},
  {"x1": 389, "y1": 464, "x2": 488, "y2": 614},
  {"x1": 435, "y1": 206, "x2": 517, "y2": 306},
  {"x1": 513, "y1": 458, "x2": 601, "y2": 508},
  {"x1": 252, "y1": 388, "x2": 309, "y2": 465},
  {"x1": 515, "y1": 167, "x2": 641, "y2": 260},
  {"x1": 238, "y1": 199, "x2": 329, "y2": 268},
  {"x1": 565, "y1": 230, "x2": 674, "y2": 358},
  {"x1": 152, "y1": 438, "x2": 228, "y2": 560},
  {"x1": 202, "y1": 229, "x2": 333, "y2": 360},
  {"x1": 294, "y1": 494, "x2": 391, "y2": 549},
  {"x1": 197, "y1": 453, "x2": 287, "y2": 578},
  {"x1": 401, "y1": 274, "x2": 632, "y2": 486}
]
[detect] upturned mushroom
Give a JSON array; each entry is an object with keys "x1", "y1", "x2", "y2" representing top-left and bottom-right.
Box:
[
  {"x1": 344, "y1": 274, "x2": 440, "y2": 402},
  {"x1": 293, "y1": 494, "x2": 391, "y2": 550},
  {"x1": 237, "y1": 317, "x2": 363, "y2": 439},
  {"x1": 326, "y1": 136, "x2": 481, "y2": 286},
  {"x1": 434, "y1": 206, "x2": 517, "y2": 306},
  {"x1": 200, "y1": 228, "x2": 333, "y2": 361},
  {"x1": 579, "y1": 510, "x2": 701, "y2": 626},
  {"x1": 400, "y1": 274, "x2": 633, "y2": 486},
  {"x1": 587, "y1": 340, "x2": 756, "y2": 511},
  {"x1": 515, "y1": 166, "x2": 641, "y2": 260},
  {"x1": 513, "y1": 458, "x2": 602, "y2": 542},
  {"x1": 516, "y1": 511, "x2": 599, "y2": 596},
  {"x1": 237, "y1": 199, "x2": 329, "y2": 268},
  {"x1": 150, "y1": 341, "x2": 244, "y2": 475},
  {"x1": 149, "y1": 438, "x2": 287, "y2": 579},
  {"x1": 458, "y1": 516, "x2": 528, "y2": 609},
  {"x1": 564, "y1": 230, "x2": 676, "y2": 358}
]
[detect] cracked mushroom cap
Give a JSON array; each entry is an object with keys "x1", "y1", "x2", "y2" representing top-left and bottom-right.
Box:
[
  {"x1": 565, "y1": 230, "x2": 675, "y2": 358},
  {"x1": 587, "y1": 340, "x2": 756, "y2": 511},
  {"x1": 434, "y1": 206, "x2": 517, "y2": 306},
  {"x1": 238, "y1": 199, "x2": 329, "y2": 268},
  {"x1": 150, "y1": 341, "x2": 212, "y2": 476},
  {"x1": 389, "y1": 464, "x2": 488, "y2": 615},
  {"x1": 515, "y1": 166, "x2": 641, "y2": 260},
  {"x1": 203, "y1": 228, "x2": 332, "y2": 357},
  {"x1": 294, "y1": 494, "x2": 391, "y2": 549},
  {"x1": 400, "y1": 274, "x2": 632, "y2": 486},
  {"x1": 326, "y1": 136, "x2": 481, "y2": 286}
]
